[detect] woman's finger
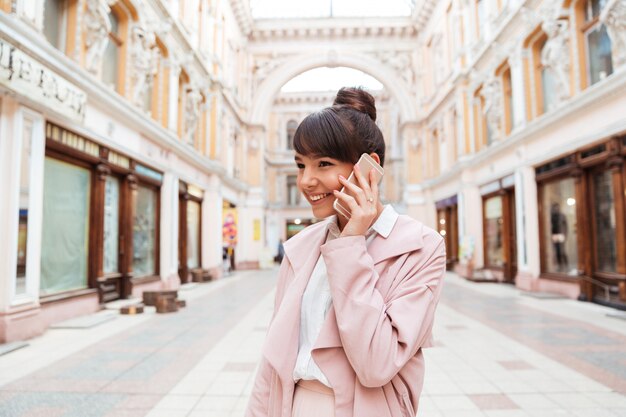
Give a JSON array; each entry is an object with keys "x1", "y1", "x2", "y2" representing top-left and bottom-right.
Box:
[
  {"x1": 353, "y1": 164, "x2": 373, "y2": 195},
  {"x1": 338, "y1": 174, "x2": 367, "y2": 206},
  {"x1": 333, "y1": 189, "x2": 360, "y2": 212}
]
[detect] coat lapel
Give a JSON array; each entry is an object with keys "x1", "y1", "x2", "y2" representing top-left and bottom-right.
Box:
[{"x1": 262, "y1": 219, "x2": 331, "y2": 384}]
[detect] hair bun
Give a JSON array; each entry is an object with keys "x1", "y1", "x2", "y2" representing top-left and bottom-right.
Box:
[{"x1": 333, "y1": 87, "x2": 377, "y2": 122}]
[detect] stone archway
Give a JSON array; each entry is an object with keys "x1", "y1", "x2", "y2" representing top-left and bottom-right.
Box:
[{"x1": 249, "y1": 50, "x2": 418, "y2": 125}]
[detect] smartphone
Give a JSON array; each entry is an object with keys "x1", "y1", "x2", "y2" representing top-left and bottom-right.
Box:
[{"x1": 333, "y1": 153, "x2": 384, "y2": 219}]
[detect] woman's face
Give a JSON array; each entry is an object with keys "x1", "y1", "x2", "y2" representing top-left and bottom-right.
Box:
[{"x1": 295, "y1": 152, "x2": 353, "y2": 218}]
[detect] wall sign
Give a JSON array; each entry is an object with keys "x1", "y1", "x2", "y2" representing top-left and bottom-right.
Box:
[{"x1": 0, "y1": 37, "x2": 86, "y2": 122}]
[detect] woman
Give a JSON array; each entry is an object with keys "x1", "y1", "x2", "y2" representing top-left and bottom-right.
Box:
[{"x1": 246, "y1": 87, "x2": 446, "y2": 417}]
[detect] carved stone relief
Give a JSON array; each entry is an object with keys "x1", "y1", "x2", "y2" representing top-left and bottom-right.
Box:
[
  {"x1": 481, "y1": 75, "x2": 503, "y2": 142},
  {"x1": 183, "y1": 85, "x2": 203, "y2": 146},
  {"x1": 540, "y1": 18, "x2": 571, "y2": 103},
  {"x1": 130, "y1": 24, "x2": 158, "y2": 108},
  {"x1": 84, "y1": 0, "x2": 111, "y2": 75},
  {"x1": 600, "y1": 0, "x2": 626, "y2": 69}
]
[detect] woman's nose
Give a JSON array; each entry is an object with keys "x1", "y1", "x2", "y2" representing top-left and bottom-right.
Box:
[{"x1": 299, "y1": 169, "x2": 318, "y2": 188}]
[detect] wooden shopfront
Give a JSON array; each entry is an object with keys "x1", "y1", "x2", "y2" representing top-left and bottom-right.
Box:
[
  {"x1": 480, "y1": 175, "x2": 517, "y2": 283},
  {"x1": 178, "y1": 182, "x2": 204, "y2": 283},
  {"x1": 536, "y1": 136, "x2": 626, "y2": 309},
  {"x1": 435, "y1": 195, "x2": 459, "y2": 270},
  {"x1": 42, "y1": 123, "x2": 162, "y2": 304}
]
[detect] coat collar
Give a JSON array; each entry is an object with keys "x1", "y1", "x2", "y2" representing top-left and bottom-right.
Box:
[{"x1": 283, "y1": 207, "x2": 424, "y2": 274}]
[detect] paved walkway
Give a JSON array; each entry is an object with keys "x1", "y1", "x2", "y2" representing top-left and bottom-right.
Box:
[{"x1": 0, "y1": 269, "x2": 625, "y2": 417}]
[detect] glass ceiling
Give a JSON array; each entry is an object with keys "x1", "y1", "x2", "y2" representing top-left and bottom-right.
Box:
[
  {"x1": 250, "y1": 0, "x2": 414, "y2": 19},
  {"x1": 281, "y1": 67, "x2": 383, "y2": 92}
]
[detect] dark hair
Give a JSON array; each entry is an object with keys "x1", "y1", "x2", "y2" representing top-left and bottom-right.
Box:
[{"x1": 293, "y1": 87, "x2": 386, "y2": 166}]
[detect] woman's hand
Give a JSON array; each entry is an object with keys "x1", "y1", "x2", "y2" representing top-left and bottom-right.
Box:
[{"x1": 333, "y1": 164, "x2": 380, "y2": 237}]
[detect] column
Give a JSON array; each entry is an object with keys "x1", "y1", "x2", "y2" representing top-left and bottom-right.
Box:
[
  {"x1": 160, "y1": 172, "x2": 179, "y2": 286},
  {"x1": 514, "y1": 165, "x2": 541, "y2": 290},
  {"x1": 167, "y1": 61, "x2": 181, "y2": 132},
  {"x1": 508, "y1": 45, "x2": 527, "y2": 130},
  {"x1": 236, "y1": 187, "x2": 264, "y2": 270},
  {"x1": 458, "y1": 175, "x2": 484, "y2": 271},
  {"x1": 202, "y1": 174, "x2": 223, "y2": 278}
]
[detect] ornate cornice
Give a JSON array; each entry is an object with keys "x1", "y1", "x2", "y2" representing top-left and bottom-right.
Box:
[
  {"x1": 229, "y1": 0, "x2": 253, "y2": 36},
  {"x1": 250, "y1": 18, "x2": 418, "y2": 41}
]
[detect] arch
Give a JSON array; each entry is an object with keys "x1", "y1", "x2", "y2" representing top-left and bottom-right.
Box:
[{"x1": 250, "y1": 51, "x2": 418, "y2": 125}]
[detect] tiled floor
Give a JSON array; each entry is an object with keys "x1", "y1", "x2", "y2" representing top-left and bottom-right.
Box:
[{"x1": 0, "y1": 269, "x2": 625, "y2": 417}]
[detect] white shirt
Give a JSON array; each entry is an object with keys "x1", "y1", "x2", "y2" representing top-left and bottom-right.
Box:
[{"x1": 293, "y1": 205, "x2": 399, "y2": 387}]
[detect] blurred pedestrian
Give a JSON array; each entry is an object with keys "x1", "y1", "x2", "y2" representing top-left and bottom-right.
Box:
[{"x1": 246, "y1": 87, "x2": 446, "y2": 417}]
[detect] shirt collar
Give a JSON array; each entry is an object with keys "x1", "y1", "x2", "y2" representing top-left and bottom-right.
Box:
[{"x1": 325, "y1": 204, "x2": 399, "y2": 240}]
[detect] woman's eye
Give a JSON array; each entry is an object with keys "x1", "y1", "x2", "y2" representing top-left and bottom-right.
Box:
[
  {"x1": 319, "y1": 161, "x2": 332, "y2": 167},
  {"x1": 296, "y1": 163, "x2": 304, "y2": 169}
]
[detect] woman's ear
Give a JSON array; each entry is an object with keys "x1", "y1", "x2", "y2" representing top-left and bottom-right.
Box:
[{"x1": 369, "y1": 153, "x2": 381, "y2": 165}]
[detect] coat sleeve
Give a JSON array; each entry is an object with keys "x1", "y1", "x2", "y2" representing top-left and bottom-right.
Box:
[
  {"x1": 245, "y1": 257, "x2": 293, "y2": 417},
  {"x1": 320, "y1": 232, "x2": 446, "y2": 388}
]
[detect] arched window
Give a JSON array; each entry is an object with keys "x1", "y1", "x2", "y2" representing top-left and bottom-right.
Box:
[
  {"x1": 286, "y1": 120, "x2": 297, "y2": 150},
  {"x1": 577, "y1": 0, "x2": 613, "y2": 87},
  {"x1": 102, "y1": 10, "x2": 122, "y2": 90},
  {"x1": 43, "y1": 0, "x2": 68, "y2": 51},
  {"x1": 473, "y1": 87, "x2": 487, "y2": 151}
]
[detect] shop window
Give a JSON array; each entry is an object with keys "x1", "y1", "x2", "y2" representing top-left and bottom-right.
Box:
[
  {"x1": 15, "y1": 117, "x2": 36, "y2": 296},
  {"x1": 43, "y1": 0, "x2": 68, "y2": 51},
  {"x1": 579, "y1": 0, "x2": 613, "y2": 86},
  {"x1": 132, "y1": 185, "x2": 158, "y2": 277},
  {"x1": 103, "y1": 176, "x2": 120, "y2": 274},
  {"x1": 484, "y1": 195, "x2": 504, "y2": 268},
  {"x1": 102, "y1": 10, "x2": 123, "y2": 91},
  {"x1": 40, "y1": 157, "x2": 91, "y2": 294},
  {"x1": 540, "y1": 177, "x2": 579, "y2": 276},
  {"x1": 286, "y1": 120, "x2": 297, "y2": 150},
  {"x1": 592, "y1": 169, "x2": 617, "y2": 273},
  {"x1": 186, "y1": 200, "x2": 201, "y2": 269},
  {"x1": 287, "y1": 174, "x2": 300, "y2": 206}
]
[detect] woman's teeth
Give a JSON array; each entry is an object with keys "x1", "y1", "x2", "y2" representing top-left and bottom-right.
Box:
[{"x1": 311, "y1": 193, "x2": 330, "y2": 201}]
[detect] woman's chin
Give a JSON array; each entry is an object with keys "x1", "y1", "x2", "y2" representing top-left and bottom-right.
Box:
[{"x1": 311, "y1": 202, "x2": 335, "y2": 219}]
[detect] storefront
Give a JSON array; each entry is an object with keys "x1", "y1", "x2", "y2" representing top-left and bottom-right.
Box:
[
  {"x1": 480, "y1": 175, "x2": 517, "y2": 282},
  {"x1": 178, "y1": 182, "x2": 203, "y2": 283},
  {"x1": 286, "y1": 218, "x2": 318, "y2": 239},
  {"x1": 535, "y1": 137, "x2": 626, "y2": 308},
  {"x1": 435, "y1": 195, "x2": 459, "y2": 270},
  {"x1": 42, "y1": 123, "x2": 163, "y2": 303}
]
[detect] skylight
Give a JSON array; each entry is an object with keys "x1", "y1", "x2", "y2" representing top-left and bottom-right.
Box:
[
  {"x1": 280, "y1": 67, "x2": 383, "y2": 93},
  {"x1": 250, "y1": 0, "x2": 414, "y2": 19}
]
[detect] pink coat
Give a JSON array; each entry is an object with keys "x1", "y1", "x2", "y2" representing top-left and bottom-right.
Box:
[{"x1": 246, "y1": 213, "x2": 446, "y2": 417}]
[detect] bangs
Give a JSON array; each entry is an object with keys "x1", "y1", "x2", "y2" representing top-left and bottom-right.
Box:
[{"x1": 293, "y1": 108, "x2": 360, "y2": 164}]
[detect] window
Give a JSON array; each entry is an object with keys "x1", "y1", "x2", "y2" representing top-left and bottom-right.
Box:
[
  {"x1": 484, "y1": 195, "x2": 504, "y2": 268},
  {"x1": 132, "y1": 184, "x2": 158, "y2": 277},
  {"x1": 286, "y1": 120, "x2": 297, "y2": 150},
  {"x1": 501, "y1": 65, "x2": 514, "y2": 134},
  {"x1": 151, "y1": 39, "x2": 169, "y2": 127},
  {"x1": 43, "y1": 0, "x2": 68, "y2": 51},
  {"x1": 186, "y1": 200, "x2": 201, "y2": 269},
  {"x1": 582, "y1": 0, "x2": 613, "y2": 86},
  {"x1": 540, "y1": 178, "x2": 578, "y2": 276},
  {"x1": 592, "y1": 169, "x2": 617, "y2": 273},
  {"x1": 287, "y1": 175, "x2": 300, "y2": 206},
  {"x1": 102, "y1": 10, "x2": 122, "y2": 90},
  {"x1": 473, "y1": 87, "x2": 487, "y2": 150},
  {"x1": 40, "y1": 157, "x2": 91, "y2": 295}
]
